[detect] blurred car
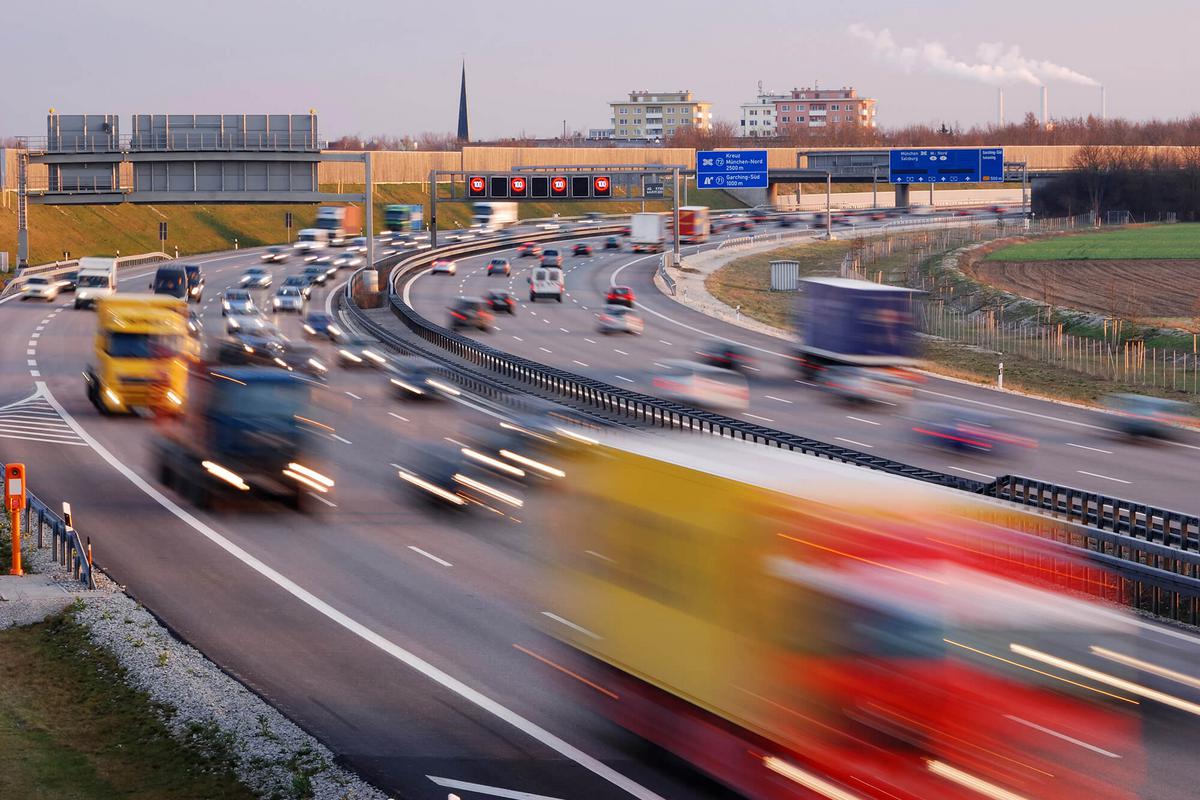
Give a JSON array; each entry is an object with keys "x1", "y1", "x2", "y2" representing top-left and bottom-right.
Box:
[
  {"x1": 573, "y1": 242, "x2": 593, "y2": 256},
  {"x1": 183, "y1": 264, "x2": 204, "y2": 302},
  {"x1": 225, "y1": 313, "x2": 279, "y2": 336},
  {"x1": 301, "y1": 265, "x2": 329, "y2": 287},
  {"x1": 221, "y1": 289, "x2": 257, "y2": 317},
  {"x1": 604, "y1": 235, "x2": 621, "y2": 250},
  {"x1": 517, "y1": 242, "x2": 543, "y2": 258},
  {"x1": 737, "y1": 220, "x2": 754, "y2": 232},
  {"x1": 528, "y1": 267, "x2": 564, "y2": 302},
  {"x1": 278, "y1": 340, "x2": 328, "y2": 380},
  {"x1": 487, "y1": 258, "x2": 511, "y2": 276},
  {"x1": 652, "y1": 360, "x2": 750, "y2": 412},
  {"x1": 272, "y1": 286, "x2": 307, "y2": 314},
  {"x1": 430, "y1": 259, "x2": 457, "y2": 275},
  {"x1": 821, "y1": 366, "x2": 915, "y2": 405},
  {"x1": 260, "y1": 245, "x2": 290, "y2": 263},
  {"x1": 396, "y1": 444, "x2": 523, "y2": 512},
  {"x1": 61, "y1": 271, "x2": 78, "y2": 292},
  {"x1": 1103, "y1": 393, "x2": 1192, "y2": 440},
  {"x1": 385, "y1": 357, "x2": 459, "y2": 401},
  {"x1": 597, "y1": 305, "x2": 644, "y2": 335},
  {"x1": 281, "y1": 274, "x2": 313, "y2": 299},
  {"x1": 484, "y1": 290, "x2": 517, "y2": 315},
  {"x1": 448, "y1": 297, "x2": 494, "y2": 332},
  {"x1": 186, "y1": 311, "x2": 204, "y2": 336},
  {"x1": 540, "y1": 249, "x2": 563, "y2": 268},
  {"x1": 239, "y1": 266, "x2": 273, "y2": 289},
  {"x1": 346, "y1": 236, "x2": 368, "y2": 254},
  {"x1": 605, "y1": 285, "x2": 635, "y2": 307},
  {"x1": 910, "y1": 403, "x2": 1038, "y2": 455},
  {"x1": 302, "y1": 311, "x2": 342, "y2": 341},
  {"x1": 777, "y1": 215, "x2": 801, "y2": 228},
  {"x1": 21, "y1": 275, "x2": 69, "y2": 301},
  {"x1": 619, "y1": 225, "x2": 631, "y2": 236},
  {"x1": 335, "y1": 335, "x2": 387, "y2": 368},
  {"x1": 695, "y1": 340, "x2": 754, "y2": 372},
  {"x1": 333, "y1": 254, "x2": 364, "y2": 270}
]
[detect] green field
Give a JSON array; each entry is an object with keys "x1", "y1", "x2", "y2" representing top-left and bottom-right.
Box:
[
  {"x1": 0, "y1": 181, "x2": 744, "y2": 268},
  {"x1": 986, "y1": 223, "x2": 1200, "y2": 261}
]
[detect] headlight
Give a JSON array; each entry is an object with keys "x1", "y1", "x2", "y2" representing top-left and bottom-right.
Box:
[
  {"x1": 228, "y1": 319, "x2": 240, "y2": 329},
  {"x1": 303, "y1": 324, "x2": 316, "y2": 335},
  {"x1": 104, "y1": 388, "x2": 122, "y2": 407},
  {"x1": 273, "y1": 298, "x2": 282, "y2": 306},
  {"x1": 363, "y1": 349, "x2": 385, "y2": 364},
  {"x1": 165, "y1": 389, "x2": 183, "y2": 406},
  {"x1": 243, "y1": 344, "x2": 255, "y2": 353},
  {"x1": 307, "y1": 358, "x2": 327, "y2": 372},
  {"x1": 222, "y1": 302, "x2": 231, "y2": 310},
  {"x1": 328, "y1": 324, "x2": 342, "y2": 337},
  {"x1": 339, "y1": 349, "x2": 362, "y2": 363}
]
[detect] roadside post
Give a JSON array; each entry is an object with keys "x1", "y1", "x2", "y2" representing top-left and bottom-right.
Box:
[
  {"x1": 5, "y1": 463, "x2": 27, "y2": 575},
  {"x1": 998, "y1": 357, "x2": 1005, "y2": 389}
]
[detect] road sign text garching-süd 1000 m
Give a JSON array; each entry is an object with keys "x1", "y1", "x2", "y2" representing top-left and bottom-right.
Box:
[{"x1": 466, "y1": 173, "x2": 613, "y2": 200}]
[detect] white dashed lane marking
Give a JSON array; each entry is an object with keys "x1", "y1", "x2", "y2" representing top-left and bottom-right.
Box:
[{"x1": 835, "y1": 437, "x2": 874, "y2": 449}]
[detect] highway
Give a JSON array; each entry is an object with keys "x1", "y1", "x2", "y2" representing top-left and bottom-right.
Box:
[
  {"x1": 402, "y1": 225, "x2": 1200, "y2": 515},
  {"x1": 2, "y1": 224, "x2": 1200, "y2": 800}
]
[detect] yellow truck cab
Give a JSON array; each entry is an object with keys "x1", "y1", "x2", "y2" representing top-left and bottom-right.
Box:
[{"x1": 84, "y1": 294, "x2": 190, "y2": 415}]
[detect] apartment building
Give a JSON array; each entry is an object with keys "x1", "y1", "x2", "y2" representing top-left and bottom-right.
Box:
[
  {"x1": 774, "y1": 87, "x2": 877, "y2": 131},
  {"x1": 609, "y1": 90, "x2": 713, "y2": 141},
  {"x1": 739, "y1": 89, "x2": 791, "y2": 137}
]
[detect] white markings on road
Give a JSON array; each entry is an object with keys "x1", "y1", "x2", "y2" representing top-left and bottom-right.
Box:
[
  {"x1": 29, "y1": 370, "x2": 40, "y2": 377},
  {"x1": 947, "y1": 465, "x2": 997, "y2": 480},
  {"x1": 30, "y1": 332, "x2": 40, "y2": 339},
  {"x1": 560, "y1": 327, "x2": 570, "y2": 333},
  {"x1": 1078, "y1": 470, "x2": 1131, "y2": 485},
  {"x1": 26, "y1": 349, "x2": 35, "y2": 356},
  {"x1": 512, "y1": 336, "x2": 524, "y2": 342},
  {"x1": 1066, "y1": 443, "x2": 1113, "y2": 455},
  {"x1": 407, "y1": 546, "x2": 453, "y2": 567},
  {"x1": 584, "y1": 338, "x2": 597, "y2": 344},
  {"x1": 763, "y1": 395, "x2": 792, "y2": 404},
  {"x1": 573, "y1": 360, "x2": 589, "y2": 368},
  {"x1": 307, "y1": 492, "x2": 337, "y2": 508},
  {"x1": 344, "y1": 391, "x2": 362, "y2": 400},
  {"x1": 35, "y1": 325, "x2": 45, "y2": 331},
  {"x1": 613, "y1": 349, "x2": 629, "y2": 356},
  {"x1": 585, "y1": 549, "x2": 615, "y2": 563},
  {"x1": 426, "y1": 776, "x2": 565, "y2": 800},
  {"x1": 1003, "y1": 715, "x2": 1121, "y2": 759},
  {"x1": 330, "y1": 433, "x2": 353, "y2": 445},
  {"x1": 388, "y1": 412, "x2": 410, "y2": 422},
  {"x1": 614, "y1": 375, "x2": 634, "y2": 383},
  {"x1": 846, "y1": 415, "x2": 881, "y2": 425},
  {"x1": 539, "y1": 346, "x2": 553, "y2": 353},
  {"x1": 835, "y1": 437, "x2": 874, "y2": 449},
  {"x1": 540, "y1": 611, "x2": 601, "y2": 640},
  {"x1": 743, "y1": 412, "x2": 774, "y2": 423},
  {"x1": 658, "y1": 339, "x2": 673, "y2": 346},
  {"x1": 26, "y1": 359, "x2": 37, "y2": 367},
  {"x1": 742, "y1": 365, "x2": 761, "y2": 372}
]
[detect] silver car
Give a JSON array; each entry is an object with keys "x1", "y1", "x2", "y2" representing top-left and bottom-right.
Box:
[
  {"x1": 240, "y1": 267, "x2": 273, "y2": 289},
  {"x1": 21, "y1": 275, "x2": 67, "y2": 301},
  {"x1": 221, "y1": 290, "x2": 257, "y2": 317},
  {"x1": 226, "y1": 314, "x2": 277, "y2": 336},
  {"x1": 596, "y1": 305, "x2": 644, "y2": 335},
  {"x1": 272, "y1": 286, "x2": 306, "y2": 313}
]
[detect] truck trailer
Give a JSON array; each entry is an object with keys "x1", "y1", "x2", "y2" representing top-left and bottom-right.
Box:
[
  {"x1": 795, "y1": 277, "x2": 923, "y2": 377},
  {"x1": 471, "y1": 202, "x2": 519, "y2": 232},
  {"x1": 678, "y1": 206, "x2": 711, "y2": 243},
  {"x1": 629, "y1": 212, "x2": 668, "y2": 253},
  {"x1": 383, "y1": 204, "x2": 424, "y2": 233},
  {"x1": 84, "y1": 294, "x2": 189, "y2": 415},
  {"x1": 315, "y1": 204, "x2": 363, "y2": 246}
]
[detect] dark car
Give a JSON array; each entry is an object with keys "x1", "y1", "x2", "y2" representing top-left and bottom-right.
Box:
[
  {"x1": 573, "y1": 242, "x2": 593, "y2": 256},
  {"x1": 911, "y1": 403, "x2": 1038, "y2": 455},
  {"x1": 183, "y1": 264, "x2": 204, "y2": 302},
  {"x1": 386, "y1": 357, "x2": 458, "y2": 401},
  {"x1": 151, "y1": 265, "x2": 189, "y2": 299},
  {"x1": 605, "y1": 285, "x2": 635, "y2": 307},
  {"x1": 695, "y1": 340, "x2": 754, "y2": 372},
  {"x1": 737, "y1": 220, "x2": 754, "y2": 232},
  {"x1": 517, "y1": 242, "x2": 543, "y2": 258},
  {"x1": 604, "y1": 235, "x2": 621, "y2": 250},
  {"x1": 302, "y1": 311, "x2": 341, "y2": 341},
  {"x1": 62, "y1": 271, "x2": 78, "y2": 292},
  {"x1": 484, "y1": 290, "x2": 517, "y2": 315},
  {"x1": 301, "y1": 265, "x2": 329, "y2": 286},
  {"x1": 1103, "y1": 393, "x2": 1192, "y2": 440},
  {"x1": 448, "y1": 297, "x2": 494, "y2": 332},
  {"x1": 282, "y1": 274, "x2": 313, "y2": 299},
  {"x1": 540, "y1": 249, "x2": 563, "y2": 268},
  {"x1": 487, "y1": 258, "x2": 511, "y2": 276}
]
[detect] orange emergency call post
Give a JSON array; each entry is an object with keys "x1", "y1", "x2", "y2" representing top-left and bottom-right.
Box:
[{"x1": 5, "y1": 463, "x2": 26, "y2": 576}]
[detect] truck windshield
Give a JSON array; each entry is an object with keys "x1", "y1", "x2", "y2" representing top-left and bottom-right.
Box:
[
  {"x1": 211, "y1": 381, "x2": 306, "y2": 419},
  {"x1": 78, "y1": 275, "x2": 110, "y2": 288},
  {"x1": 106, "y1": 333, "x2": 181, "y2": 359}
]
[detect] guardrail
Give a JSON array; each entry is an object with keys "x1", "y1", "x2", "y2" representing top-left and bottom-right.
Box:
[
  {"x1": 656, "y1": 254, "x2": 677, "y2": 296},
  {"x1": 22, "y1": 491, "x2": 96, "y2": 589},
  {"x1": 343, "y1": 222, "x2": 1200, "y2": 624},
  {"x1": 2, "y1": 252, "x2": 171, "y2": 297}
]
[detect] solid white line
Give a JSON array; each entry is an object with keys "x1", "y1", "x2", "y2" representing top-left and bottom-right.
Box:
[
  {"x1": 388, "y1": 412, "x2": 410, "y2": 422},
  {"x1": 1066, "y1": 442, "x2": 1113, "y2": 454},
  {"x1": 540, "y1": 611, "x2": 601, "y2": 640},
  {"x1": 408, "y1": 545, "x2": 453, "y2": 567},
  {"x1": 1078, "y1": 470, "x2": 1131, "y2": 485},
  {"x1": 614, "y1": 375, "x2": 634, "y2": 383},
  {"x1": 307, "y1": 492, "x2": 337, "y2": 508},
  {"x1": 947, "y1": 465, "x2": 996, "y2": 480},
  {"x1": 331, "y1": 433, "x2": 353, "y2": 445},
  {"x1": 743, "y1": 412, "x2": 774, "y2": 422},
  {"x1": 34, "y1": 381, "x2": 664, "y2": 800},
  {"x1": 613, "y1": 349, "x2": 629, "y2": 356},
  {"x1": 344, "y1": 391, "x2": 362, "y2": 400},
  {"x1": 763, "y1": 395, "x2": 792, "y2": 404},
  {"x1": 835, "y1": 437, "x2": 874, "y2": 449},
  {"x1": 1003, "y1": 715, "x2": 1121, "y2": 759},
  {"x1": 846, "y1": 415, "x2": 881, "y2": 425},
  {"x1": 427, "y1": 776, "x2": 565, "y2": 800}
]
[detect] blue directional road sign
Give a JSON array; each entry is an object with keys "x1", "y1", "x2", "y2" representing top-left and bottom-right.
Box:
[
  {"x1": 696, "y1": 149, "x2": 769, "y2": 189},
  {"x1": 888, "y1": 148, "x2": 1004, "y2": 183}
]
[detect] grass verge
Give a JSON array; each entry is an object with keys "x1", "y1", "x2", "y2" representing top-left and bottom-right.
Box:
[
  {"x1": 0, "y1": 611, "x2": 255, "y2": 800},
  {"x1": 986, "y1": 223, "x2": 1200, "y2": 260},
  {"x1": 704, "y1": 240, "x2": 850, "y2": 330}
]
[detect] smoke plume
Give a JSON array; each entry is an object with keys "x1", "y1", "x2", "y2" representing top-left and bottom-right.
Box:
[{"x1": 848, "y1": 24, "x2": 1099, "y2": 87}]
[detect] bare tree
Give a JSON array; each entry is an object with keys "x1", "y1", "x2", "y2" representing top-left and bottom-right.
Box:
[{"x1": 1071, "y1": 144, "x2": 1109, "y2": 218}]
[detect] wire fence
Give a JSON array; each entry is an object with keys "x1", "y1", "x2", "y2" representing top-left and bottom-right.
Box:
[{"x1": 841, "y1": 215, "x2": 1200, "y2": 395}]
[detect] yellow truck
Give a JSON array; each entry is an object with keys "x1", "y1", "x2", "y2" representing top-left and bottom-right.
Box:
[
  {"x1": 84, "y1": 294, "x2": 190, "y2": 415},
  {"x1": 535, "y1": 432, "x2": 1142, "y2": 800}
]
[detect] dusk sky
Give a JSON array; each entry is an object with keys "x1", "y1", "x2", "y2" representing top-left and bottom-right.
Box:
[{"x1": 7, "y1": 0, "x2": 1197, "y2": 140}]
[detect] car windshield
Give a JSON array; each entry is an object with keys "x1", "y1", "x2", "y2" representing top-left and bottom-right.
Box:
[
  {"x1": 106, "y1": 333, "x2": 180, "y2": 359},
  {"x1": 210, "y1": 379, "x2": 306, "y2": 420},
  {"x1": 544, "y1": 250, "x2": 558, "y2": 256},
  {"x1": 27, "y1": 277, "x2": 48, "y2": 285},
  {"x1": 307, "y1": 314, "x2": 331, "y2": 324},
  {"x1": 78, "y1": 274, "x2": 109, "y2": 287},
  {"x1": 278, "y1": 288, "x2": 301, "y2": 297},
  {"x1": 225, "y1": 291, "x2": 250, "y2": 300},
  {"x1": 285, "y1": 277, "x2": 305, "y2": 285},
  {"x1": 246, "y1": 268, "x2": 266, "y2": 275},
  {"x1": 154, "y1": 272, "x2": 186, "y2": 295}
]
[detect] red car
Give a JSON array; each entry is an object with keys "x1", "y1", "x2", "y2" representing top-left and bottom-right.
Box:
[
  {"x1": 606, "y1": 285, "x2": 635, "y2": 307},
  {"x1": 517, "y1": 242, "x2": 542, "y2": 258},
  {"x1": 738, "y1": 220, "x2": 754, "y2": 232},
  {"x1": 573, "y1": 242, "x2": 593, "y2": 256}
]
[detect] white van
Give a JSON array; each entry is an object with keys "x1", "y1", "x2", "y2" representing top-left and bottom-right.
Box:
[
  {"x1": 651, "y1": 360, "x2": 750, "y2": 412},
  {"x1": 294, "y1": 229, "x2": 329, "y2": 252},
  {"x1": 528, "y1": 267, "x2": 564, "y2": 303},
  {"x1": 74, "y1": 257, "x2": 118, "y2": 309}
]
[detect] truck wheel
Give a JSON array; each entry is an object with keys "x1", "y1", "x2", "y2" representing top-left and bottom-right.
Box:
[
  {"x1": 188, "y1": 479, "x2": 211, "y2": 510},
  {"x1": 287, "y1": 488, "x2": 309, "y2": 513},
  {"x1": 158, "y1": 458, "x2": 174, "y2": 489},
  {"x1": 556, "y1": 295, "x2": 563, "y2": 303},
  {"x1": 529, "y1": 294, "x2": 536, "y2": 302}
]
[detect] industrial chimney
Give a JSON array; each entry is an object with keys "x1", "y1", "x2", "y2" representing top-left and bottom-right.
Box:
[{"x1": 1040, "y1": 86, "x2": 1049, "y2": 129}]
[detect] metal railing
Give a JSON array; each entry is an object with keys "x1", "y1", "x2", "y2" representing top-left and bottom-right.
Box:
[
  {"x1": 21, "y1": 491, "x2": 96, "y2": 589},
  {"x1": 17, "y1": 132, "x2": 326, "y2": 154},
  {"x1": 2, "y1": 252, "x2": 171, "y2": 297},
  {"x1": 657, "y1": 254, "x2": 677, "y2": 296},
  {"x1": 340, "y1": 222, "x2": 1200, "y2": 624}
]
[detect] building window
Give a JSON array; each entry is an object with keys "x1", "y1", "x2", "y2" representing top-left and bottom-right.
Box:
[
  {"x1": 780, "y1": 104, "x2": 790, "y2": 111},
  {"x1": 797, "y1": 116, "x2": 805, "y2": 123},
  {"x1": 620, "y1": 109, "x2": 627, "y2": 116},
  {"x1": 740, "y1": 119, "x2": 745, "y2": 126},
  {"x1": 831, "y1": 105, "x2": 840, "y2": 111},
  {"x1": 781, "y1": 116, "x2": 790, "y2": 123},
  {"x1": 750, "y1": 120, "x2": 757, "y2": 126},
  {"x1": 749, "y1": 110, "x2": 757, "y2": 116}
]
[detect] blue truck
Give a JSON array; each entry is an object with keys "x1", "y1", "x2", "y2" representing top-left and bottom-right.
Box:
[
  {"x1": 795, "y1": 277, "x2": 923, "y2": 384},
  {"x1": 384, "y1": 204, "x2": 424, "y2": 233}
]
